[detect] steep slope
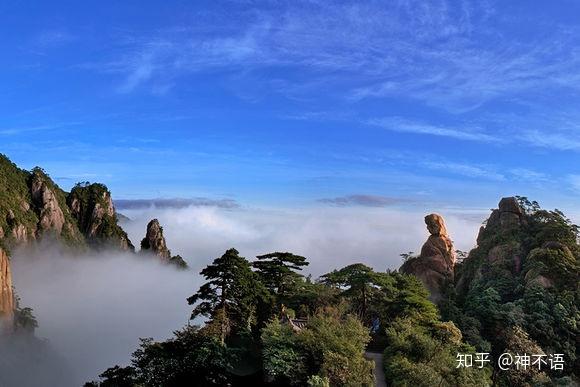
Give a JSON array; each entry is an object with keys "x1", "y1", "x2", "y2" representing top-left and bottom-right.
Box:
[
  {"x1": 29, "y1": 168, "x2": 85, "y2": 247},
  {"x1": 140, "y1": 219, "x2": 171, "y2": 260},
  {"x1": 0, "y1": 155, "x2": 38, "y2": 244},
  {"x1": 0, "y1": 247, "x2": 14, "y2": 322},
  {"x1": 451, "y1": 197, "x2": 579, "y2": 384},
  {"x1": 0, "y1": 153, "x2": 133, "y2": 251},
  {"x1": 68, "y1": 183, "x2": 134, "y2": 251},
  {"x1": 140, "y1": 219, "x2": 188, "y2": 269}
]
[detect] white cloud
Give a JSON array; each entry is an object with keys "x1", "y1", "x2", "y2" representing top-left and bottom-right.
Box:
[
  {"x1": 509, "y1": 168, "x2": 549, "y2": 183},
  {"x1": 422, "y1": 160, "x2": 506, "y2": 181},
  {"x1": 367, "y1": 117, "x2": 500, "y2": 143},
  {"x1": 567, "y1": 174, "x2": 580, "y2": 192}
]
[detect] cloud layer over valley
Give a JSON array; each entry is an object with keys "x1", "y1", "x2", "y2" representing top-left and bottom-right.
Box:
[{"x1": 10, "y1": 203, "x2": 486, "y2": 385}]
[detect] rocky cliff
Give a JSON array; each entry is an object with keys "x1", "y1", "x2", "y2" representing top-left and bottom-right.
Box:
[
  {"x1": 400, "y1": 213, "x2": 456, "y2": 303},
  {"x1": 0, "y1": 154, "x2": 133, "y2": 251},
  {"x1": 0, "y1": 247, "x2": 14, "y2": 324},
  {"x1": 140, "y1": 219, "x2": 188, "y2": 269},
  {"x1": 68, "y1": 183, "x2": 134, "y2": 251},
  {"x1": 456, "y1": 196, "x2": 579, "y2": 298},
  {"x1": 140, "y1": 219, "x2": 171, "y2": 260}
]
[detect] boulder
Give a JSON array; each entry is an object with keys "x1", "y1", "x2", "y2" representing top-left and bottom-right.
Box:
[{"x1": 498, "y1": 197, "x2": 523, "y2": 215}]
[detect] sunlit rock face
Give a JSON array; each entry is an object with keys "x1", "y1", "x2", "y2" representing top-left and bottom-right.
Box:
[
  {"x1": 140, "y1": 219, "x2": 171, "y2": 261},
  {"x1": 30, "y1": 172, "x2": 66, "y2": 235},
  {"x1": 400, "y1": 214, "x2": 456, "y2": 303},
  {"x1": 0, "y1": 247, "x2": 14, "y2": 330},
  {"x1": 68, "y1": 183, "x2": 134, "y2": 251}
]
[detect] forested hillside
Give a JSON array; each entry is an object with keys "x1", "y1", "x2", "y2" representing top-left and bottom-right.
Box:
[{"x1": 86, "y1": 198, "x2": 578, "y2": 387}]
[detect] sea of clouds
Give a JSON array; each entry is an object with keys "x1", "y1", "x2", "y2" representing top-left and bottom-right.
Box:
[{"x1": 8, "y1": 204, "x2": 486, "y2": 386}]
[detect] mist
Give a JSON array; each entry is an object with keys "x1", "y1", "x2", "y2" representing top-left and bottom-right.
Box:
[
  {"x1": 120, "y1": 205, "x2": 486, "y2": 275},
  {"x1": 8, "y1": 204, "x2": 485, "y2": 385}
]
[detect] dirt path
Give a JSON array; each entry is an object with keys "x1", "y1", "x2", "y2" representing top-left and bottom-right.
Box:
[{"x1": 365, "y1": 351, "x2": 387, "y2": 387}]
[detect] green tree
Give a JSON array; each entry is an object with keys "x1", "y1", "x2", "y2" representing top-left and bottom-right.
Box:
[
  {"x1": 321, "y1": 263, "x2": 391, "y2": 322},
  {"x1": 384, "y1": 317, "x2": 492, "y2": 386},
  {"x1": 300, "y1": 307, "x2": 374, "y2": 386},
  {"x1": 187, "y1": 248, "x2": 267, "y2": 343},
  {"x1": 253, "y1": 252, "x2": 309, "y2": 297},
  {"x1": 261, "y1": 319, "x2": 308, "y2": 385},
  {"x1": 88, "y1": 327, "x2": 233, "y2": 387}
]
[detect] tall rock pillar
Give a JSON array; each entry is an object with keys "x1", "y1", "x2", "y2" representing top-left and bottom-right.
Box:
[
  {"x1": 0, "y1": 247, "x2": 15, "y2": 330},
  {"x1": 400, "y1": 214, "x2": 456, "y2": 303}
]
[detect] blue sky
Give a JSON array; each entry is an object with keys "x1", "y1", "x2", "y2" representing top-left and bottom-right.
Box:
[{"x1": 2, "y1": 0, "x2": 580, "y2": 211}]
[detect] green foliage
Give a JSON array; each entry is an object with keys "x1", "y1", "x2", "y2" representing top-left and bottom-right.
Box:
[
  {"x1": 12, "y1": 293, "x2": 39, "y2": 334},
  {"x1": 496, "y1": 326, "x2": 550, "y2": 386},
  {"x1": 307, "y1": 375, "x2": 330, "y2": 387},
  {"x1": 321, "y1": 263, "x2": 392, "y2": 322},
  {"x1": 0, "y1": 154, "x2": 38, "y2": 242},
  {"x1": 300, "y1": 309, "x2": 373, "y2": 386},
  {"x1": 261, "y1": 319, "x2": 308, "y2": 384},
  {"x1": 262, "y1": 307, "x2": 374, "y2": 386},
  {"x1": 253, "y1": 251, "x2": 309, "y2": 298},
  {"x1": 281, "y1": 275, "x2": 339, "y2": 318},
  {"x1": 378, "y1": 272, "x2": 440, "y2": 325},
  {"x1": 383, "y1": 317, "x2": 491, "y2": 387},
  {"x1": 168, "y1": 254, "x2": 188, "y2": 270},
  {"x1": 89, "y1": 327, "x2": 233, "y2": 387},
  {"x1": 450, "y1": 197, "x2": 579, "y2": 382},
  {"x1": 84, "y1": 366, "x2": 137, "y2": 387},
  {"x1": 261, "y1": 306, "x2": 375, "y2": 386},
  {"x1": 188, "y1": 248, "x2": 268, "y2": 343},
  {"x1": 525, "y1": 246, "x2": 577, "y2": 289}
]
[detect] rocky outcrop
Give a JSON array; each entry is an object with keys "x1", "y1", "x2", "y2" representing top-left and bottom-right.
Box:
[
  {"x1": 140, "y1": 219, "x2": 171, "y2": 260},
  {"x1": 30, "y1": 171, "x2": 66, "y2": 235},
  {"x1": 140, "y1": 219, "x2": 188, "y2": 269},
  {"x1": 68, "y1": 183, "x2": 134, "y2": 251},
  {"x1": 400, "y1": 214, "x2": 456, "y2": 303},
  {"x1": 0, "y1": 247, "x2": 14, "y2": 324},
  {"x1": 477, "y1": 197, "x2": 525, "y2": 244}
]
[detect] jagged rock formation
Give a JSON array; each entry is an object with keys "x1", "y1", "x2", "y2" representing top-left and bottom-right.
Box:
[
  {"x1": 29, "y1": 169, "x2": 85, "y2": 245},
  {"x1": 452, "y1": 196, "x2": 579, "y2": 379},
  {"x1": 141, "y1": 219, "x2": 171, "y2": 260},
  {"x1": 400, "y1": 213, "x2": 456, "y2": 303},
  {"x1": 67, "y1": 183, "x2": 134, "y2": 251},
  {"x1": 456, "y1": 197, "x2": 528, "y2": 297},
  {"x1": 476, "y1": 197, "x2": 525, "y2": 244},
  {"x1": 140, "y1": 219, "x2": 188, "y2": 269},
  {"x1": 0, "y1": 247, "x2": 14, "y2": 326},
  {"x1": 0, "y1": 153, "x2": 133, "y2": 251}
]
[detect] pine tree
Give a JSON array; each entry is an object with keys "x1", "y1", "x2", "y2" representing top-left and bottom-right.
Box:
[
  {"x1": 187, "y1": 248, "x2": 265, "y2": 343},
  {"x1": 252, "y1": 252, "x2": 309, "y2": 296}
]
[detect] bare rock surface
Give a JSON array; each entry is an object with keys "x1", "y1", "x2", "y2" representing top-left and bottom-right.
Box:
[
  {"x1": 140, "y1": 219, "x2": 171, "y2": 261},
  {"x1": 30, "y1": 171, "x2": 66, "y2": 235},
  {"x1": 0, "y1": 247, "x2": 14, "y2": 321},
  {"x1": 400, "y1": 213, "x2": 456, "y2": 303}
]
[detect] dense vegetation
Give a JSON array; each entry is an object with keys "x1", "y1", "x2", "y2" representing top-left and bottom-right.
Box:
[
  {"x1": 87, "y1": 255, "x2": 489, "y2": 386},
  {"x1": 446, "y1": 197, "x2": 579, "y2": 386},
  {"x1": 86, "y1": 198, "x2": 578, "y2": 386},
  {"x1": 0, "y1": 155, "x2": 40, "y2": 243},
  {"x1": 2, "y1": 158, "x2": 576, "y2": 387},
  {"x1": 0, "y1": 153, "x2": 128, "y2": 250}
]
